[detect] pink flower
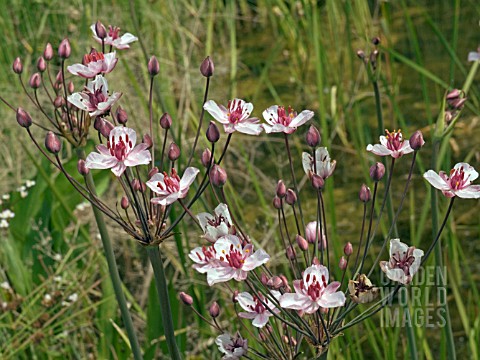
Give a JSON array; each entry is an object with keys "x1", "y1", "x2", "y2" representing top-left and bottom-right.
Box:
[
  {"x1": 262, "y1": 105, "x2": 314, "y2": 134},
  {"x1": 236, "y1": 291, "x2": 280, "y2": 328},
  {"x1": 189, "y1": 244, "x2": 219, "y2": 273},
  {"x1": 216, "y1": 332, "x2": 247, "y2": 360},
  {"x1": 366, "y1": 129, "x2": 414, "y2": 158},
  {"x1": 85, "y1": 126, "x2": 151, "y2": 176},
  {"x1": 302, "y1": 147, "x2": 336, "y2": 179},
  {"x1": 204, "y1": 235, "x2": 270, "y2": 286},
  {"x1": 146, "y1": 167, "x2": 200, "y2": 205},
  {"x1": 424, "y1": 162, "x2": 480, "y2": 199},
  {"x1": 90, "y1": 24, "x2": 138, "y2": 50},
  {"x1": 68, "y1": 75, "x2": 121, "y2": 117},
  {"x1": 468, "y1": 47, "x2": 480, "y2": 62},
  {"x1": 197, "y1": 203, "x2": 234, "y2": 243},
  {"x1": 279, "y1": 264, "x2": 345, "y2": 314},
  {"x1": 203, "y1": 99, "x2": 263, "y2": 135},
  {"x1": 380, "y1": 239, "x2": 423, "y2": 285},
  {"x1": 67, "y1": 49, "x2": 118, "y2": 78}
]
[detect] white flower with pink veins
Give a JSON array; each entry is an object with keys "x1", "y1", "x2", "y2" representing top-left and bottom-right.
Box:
[
  {"x1": 302, "y1": 147, "x2": 336, "y2": 179},
  {"x1": 67, "y1": 49, "x2": 118, "y2": 78},
  {"x1": 203, "y1": 98, "x2": 263, "y2": 135},
  {"x1": 146, "y1": 167, "x2": 200, "y2": 206},
  {"x1": 262, "y1": 105, "x2": 314, "y2": 134},
  {"x1": 236, "y1": 291, "x2": 281, "y2": 328},
  {"x1": 279, "y1": 264, "x2": 345, "y2": 314},
  {"x1": 189, "y1": 244, "x2": 219, "y2": 274},
  {"x1": 90, "y1": 24, "x2": 138, "y2": 50},
  {"x1": 197, "y1": 203, "x2": 233, "y2": 243},
  {"x1": 67, "y1": 75, "x2": 121, "y2": 117},
  {"x1": 380, "y1": 239, "x2": 423, "y2": 285},
  {"x1": 366, "y1": 129, "x2": 414, "y2": 159},
  {"x1": 85, "y1": 126, "x2": 151, "y2": 177},
  {"x1": 424, "y1": 162, "x2": 480, "y2": 199},
  {"x1": 205, "y1": 235, "x2": 270, "y2": 286}
]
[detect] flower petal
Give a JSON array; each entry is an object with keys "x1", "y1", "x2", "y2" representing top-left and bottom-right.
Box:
[
  {"x1": 366, "y1": 144, "x2": 393, "y2": 157},
  {"x1": 243, "y1": 249, "x2": 270, "y2": 271},
  {"x1": 423, "y1": 170, "x2": 450, "y2": 191},
  {"x1": 289, "y1": 110, "x2": 314, "y2": 128},
  {"x1": 204, "y1": 100, "x2": 229, "y2": 124},
  {"x1": 456, "y1": 185, "x2": 480, "y2": 199}
]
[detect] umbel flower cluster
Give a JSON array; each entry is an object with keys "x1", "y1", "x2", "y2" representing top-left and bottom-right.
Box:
[{"x1": 3, "y1": 21, "x2": 479, "y2": 360}]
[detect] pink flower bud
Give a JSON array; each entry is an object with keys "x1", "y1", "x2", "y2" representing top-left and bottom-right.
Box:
[
  {"x1": 232, "y1": 290, "x2": 239, "y2": 303},
  {"x1": 77, "y1": 159, "x2": 89, "y2": 176},
  {"x1": 95, "y1": 20, "x2": 107, "y2": 39},
  {"x1": 305, "y1": 221, "x2": 320, "y2": 244},
  {"x1": 53, "y1": 96, "x2": 65, "y2": 108},
  {"x1": 29, "y1": 73, "x2": 41, "y2": 89},
  {"x1": 312, "y1": 257, "x2": 320, "y2": 265},
  {"x1": 45, "y1": 131, "x2": 61, "y2": 154},
  {"x1": 210, "y1": 165, "x2": 227, "y2": 187},
  {"x1": 16, "y1": 108, "x2": 32, "y2": 128},
  {"x1": 142, "y1": 134, "x2": 153, "y2": 149},
  {"x1": 100, "y1": 120, "x2": 114, "y2": 138},
  {"x1": 359, "y1": 184, "x2": 371, "y2": 202},
  {"x1": 148, "y1": 167, "x2": 159, "y2": 178},
  {"x1": 37, "y1": 57, "x2": 46, "y2": 72},
  {"x1": 148, "y1": 55, "x2": 160, "y2": 76},
  {"x1": 276, "y1": 180, "x2": 286, "y2": 198},
  {"x1": 160, "y1": 112, "x2": 172, "y2": 129},
  {"x1": 209, "y1": 302, "x2": 220, "y2": 318},
  {"x1": 68, "y1": 81, "x2": 74, "y2": 94},
  {"x1": 369, "y1": 162, "x2": 385, "y2": 182},
  {"x1": 306, "y1": 125, "x2": 321, "y2": 147},
  {"x1": 409, "y1": 130, "x2": 425, "y2": 151},
  {"x1": 116, "y1": 106, "x2": 128, "y2": 124},
  {"x1": 296, "y1": 234, "x2": 308, "y2": 251},
  {"x1": 279, "y1": 275, "x2": 289, "y2": 288},
  {"x1": 356, "y1": 50, "x2": 365, "y2": 59},
  {"x1": 58, "y1": 38, "x2": 71, "y2": 59},
  {"x1": 44, "y1": 43, "x2": 54, "y2": 61},
  {"x1": 132, "y1": 179, "x2": 142, "y2": 191},
  {"x1": 168, "y1": 142, "x2": 180, "y2": 161},
  {"x1": 260, "y1": 273, "x2": 269, "y2": 286},
  {"x1": 179, "y1": 292, "x2": 193, "y2": 306},
  {"x1": 201, "y1": 148, "x2": 212, "y2": 167},
  {"x1": 272, "y1": 196, "x2": 282, "y2": 209},
  {"x1": 12, "y1": 57, "x2": 23, "y2": 74},
  {"x1": 446, "y1": 89, "x2": 461, "y2": 100},
  {"x1": 344, "y1": 242, "x2": 353, "y2": 256},
  {"x1": 200, "y1": 56, "x2": 214, "y2": 77},
  {"x1": 372, "y1": 37, "x2": 381, "y2": 45},
  {"x1": 55, "y1": 69, "x2": 63, "y2": 85},
  {"x1": 449, "y1": 97, "x2": 467, "y2": 109},
  {"x1": 121, "y1": 196, "x2": 129, "y2": 210},
  {"x1": 311, "y1": 174, "x2": 324, "y2": 190},
  {"x1": 339, "y1": 256, "x2": 347, "y2": 270},
  {"x1": 267, "y1": 276, "x2": 283, "y2": 289},
  {"x1": 94, "y1": 117, "x2": 104, "y2": 132},
  {"x1": 286, "y1": 245, "x2": 296, "y2": 260},
  {"x1": 285, "y1": 189, "x2": 297, "y2": 205},
  {"x1": 206, "y1": 121, "x2": 220, "y2": 143}
]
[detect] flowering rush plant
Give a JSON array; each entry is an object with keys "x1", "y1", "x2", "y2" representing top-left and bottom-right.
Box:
[{"x1": 2, "y1": 22, "x2": 478, "y2": 360}]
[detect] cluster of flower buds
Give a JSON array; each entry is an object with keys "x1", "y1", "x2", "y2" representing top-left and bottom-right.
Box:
[
  {"x1": 444, "y1": 89, "x2": 467, "y2": 123},
  {"x1": 356, "y1": 36, "x2": 381, "y2": 70}
]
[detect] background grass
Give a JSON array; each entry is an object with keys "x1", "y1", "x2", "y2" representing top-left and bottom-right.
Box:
[{"x1": 0, "y1": 0, "x2": 479, "y2": 359}]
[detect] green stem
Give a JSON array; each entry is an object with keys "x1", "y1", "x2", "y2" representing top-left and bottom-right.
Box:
[
  {"x1": 402, "y1": 290, "x2": 418, "y2": 359},
  {"x1": 147, "y1": 246, "x2": 182, "y2": 360},
  {"x1": 77, "y1": 148, "x2": 143, "y2": 360}
]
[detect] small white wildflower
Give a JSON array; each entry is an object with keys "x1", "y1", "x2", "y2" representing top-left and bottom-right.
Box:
[
  {"x1": 26, "y1": 180, "x2": 36, "y2": 188},
  {"x1": 0, "y1": 210, "x2": 15, "y2": 219},
  {"x1": 0, "y1": 220, "x2": 9, "y2": 228},
  {"x1": 53, "y1": 276, "x2": 63, "y2": 282},
  {"x1": 16, "y1": 186, "x2": 26, "y2": 193},
  {"x1": 53, "y1": 254, "x2": 62, "y2": 262},
  {"x1": 44, "y1": 294, "x2": 52, "y2": 302},
  {"x1": 68, "y1": 293, "x2": 78, "y2": 303},
  {"x1": 75, "y1": 202, "x2": 91, "y2": 211},
  {"x1": 0, "y1": 282, "x2": 11, "y2": 290},
  {"x1": 20, "y1": 191, "x2": 28, "y2": 198},
  {"x1": 2, "y1": 194, "x2": 10, "y2": 201},
  {"x1": 1, "y1": 302, "x2": 7, "y2": 310},
  {"x1": 61, "y1": 301, "x2": 70, "y2": 307}
]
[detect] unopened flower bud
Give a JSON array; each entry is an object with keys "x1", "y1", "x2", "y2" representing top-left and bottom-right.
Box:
[
  {"x1": 344, "y1": 242, "x2": 353, "y2": 256},
  {"x1": 179, "y1": 292, "x2": 193, "y2": 306},
  {"x1": 305, "y1": 222, "x2": 323, "y2": 245},
  {"x1": 209, "y1": 302, "x2": 220, "y2": 318},
  {"x1": 267, "y1": 276, "x2": 283, "y2": 289},
  {"x1": 148, "y1": 56, "x2": 160, "y2": 76},
  {"x1": 95, "y1": 20, "x2": 107, "y2": 39},
  {"x1": 306, "y1": 125, "x2": 321, "y2": 147},
  {"x1": 132, "y1": 179, "x2": 142, "y2": 191},
  {"x1": 232, "y1": 290, "x2": 239, "y2": 303},
  {"x1": 201, "y1": 148, "x2": 212, "y2": 167},
  {"x1": 116, "y1": 106, "x2": 128, "y2": 124},
  {"x1": 276, "y1": 180, "x2": 286, "y2": 198},
  {"x1": 148, "y1": 167, "x2": 159, "y2": 178},
  {"x1": 16, "y1": 108, "x2": 32, "y2": 128},
  {"x1": 77, "y1": 159, "x2": 89, "y2": 176},
  {"x1": 449, "y1": 97, "x2": 467, "y2": 109},
  {"x1": 273, "y1": 196, "x2": 282, "y2": 209},
  {"x1": 311, "y1": 174, "x2": 324, "y2": 190},
  {"x1": 210, "y1": 165, "x2": 227, "y2": 187},
  {"x1": 58, "y1": 38, "x2": 71, "y2": 59},
  {"x1": 12, "y1": 57, "x2": 23, "y2": 74},
  {"x1": 285, "y1": 189, "x2": 297, "y2": 205},
  {"x1": 409, "y1": 130, "x2": 425, "y2": 151},
  {"x1": 45, "y1": 131, "x2": 61, "y2": 154},
  {"x1": 359, "y1": 184, "x2": 371, "y2": 202},
  {"x1": 372, "y1": 37, "x2": 381, "y2": 45},
  {"x1": 206, "y1": 121, "x2": 220, "y2": 143},
  {"x1": 261, "y1": 273, "x2": 269, "y2": 286},
  {"x1": 446, "y1": 89, "x2": 461, "y2": 100},
  {"x1": 286, "y1": 245, "x2": 296, "y2": 260},
  {"x1": 29, "y1": 73, "x2": 41, "y2": 89},
  {"x1": 339, "y1": 256, "x2": 347, "y2": 270},
  {"x1": 68, "y1": 81, "x2": 74, "y2": 94},
  {"x1": 44, "y1": 43, "x2": 53, "y2": 61},
  {"x1": 53, "y1": 96, "x2": 64, "y2": 108},
  {"x1": 120, "y1": 196, "x2": 129, "y2": 210},
  {"x1": 296, "y1": 234, "x2": 308, "y2": 251},
  {"x1": 279, "y1": 275, "x2": 289, "y2": 288},
  {"x1": 356, "y1": 50, "x2": 365, "y2": 59},
  {"x1": 94, "y1": 117, "x2": 104, "y2": 131},
  {"x1": 200, "y1": 56, "x2": 214, "y2": 77},
  {"x1": 160, "y1": 112, "x2": 172, "y2": 129},
  {"x1": 168, "y1": 142, "x2": 180, "y2": 161},
  {"x1": 55, "y1": 70, "x2": 63, "y2": 85},
  {"x1": 100, "y1": 120, "x2": 114, "y2": 138},
  {"x1": 142, "y1": 134, "x2": 153, "y2": 149},
  {"x1": 37, "y1": 57, "x2": 46, "y2": 72},
  {"x1": 259, "y1": 332, "x2": 268, "y2": 342},
  {"x1": 312, "y1": 257, "x2": 320, "y2": 265},
  {"x1": 369, "y1": 162, "x2": 385, "y2": 182}
]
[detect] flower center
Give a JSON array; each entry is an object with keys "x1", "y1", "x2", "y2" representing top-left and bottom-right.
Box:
[
  {"x1": 385, "y1": 129, "x2": 404, "y2": 151},
  {"x1": 389, "y1": 247, "x2": 416, "y2": 275},
  {"x1": 219, "y1": 243, "x2": 246, "y2": 269},
  {"x1": 108, "y1": 133, "x2": 133, "y2": 161},
  {"x1": 448, "y1": 166, "x2": 469, "y2": 190},
  {"x1": 108, "y1": 26, "x2": 120, "y2": 40},
  {"x1": 227, "y1": 99, "x2": 245, "y2": 124},
  {"x1": 303, "y1": 273, "x2": 327, "y2": 301},
  {"x1": 83, "y1": 49, "x2": 105, "y2": 65},
  {"x1": 194, "y1": 245, "x2": 216, "y2": 262},
  {"x1": 207, "y1": 214, "x2": 228, "y2": 227},
  {"x1": 276, "y1": 106, "x2": 296, "y2": 126},
  {"x1": 156, "y1": 169, "x2": 181, "y2": 193},
  {"x1": 88, "y1": 86, "x2": 108, "y2": 107}
]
